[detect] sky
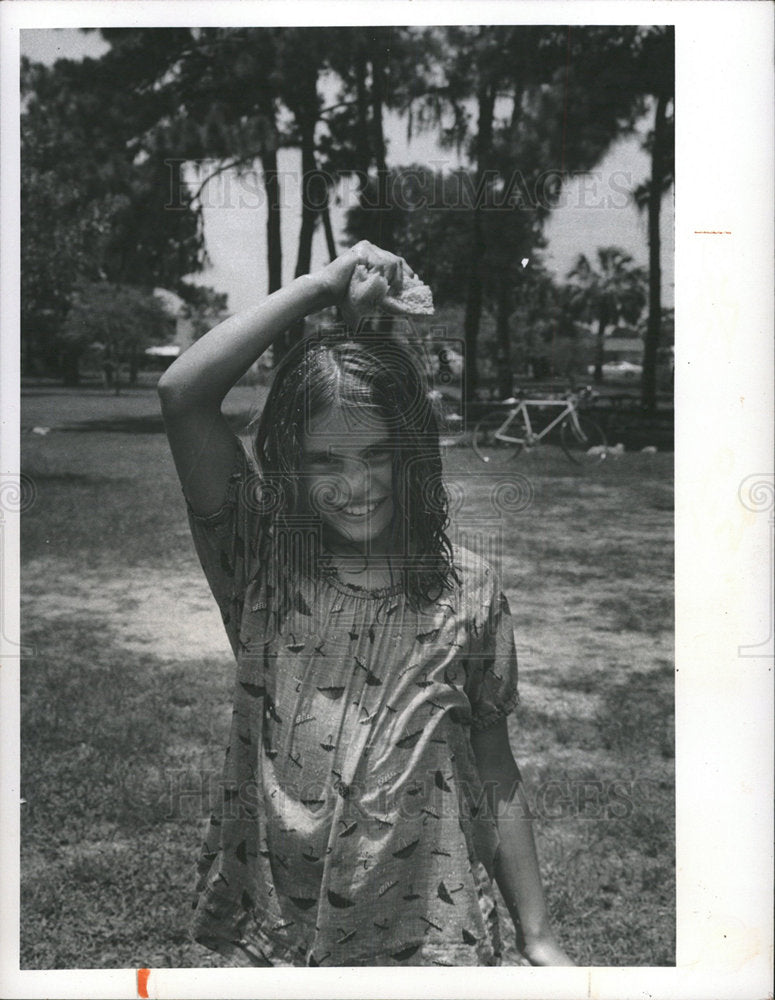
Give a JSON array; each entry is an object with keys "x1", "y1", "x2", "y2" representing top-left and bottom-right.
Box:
[{"x1": 20, "y1": 26, "x2": 674, "y2": 315}]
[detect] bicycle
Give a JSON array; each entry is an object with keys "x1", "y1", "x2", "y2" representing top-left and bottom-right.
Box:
[{"x1": 472, "y1": 387, "x2": 607, "y2": 465}]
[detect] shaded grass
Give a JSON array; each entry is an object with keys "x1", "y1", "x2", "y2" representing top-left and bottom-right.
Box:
[
  {"x1": 21, "y1": 383, "x2": 267, "y2": 432},
  {"x1": 22, "y1": 434, "x2": 192, "y2": 568},
  {"x1": 20, "y1": 388, "x2": 675, "y2": 968},
  {"x1": 21, "y1": 384, "x2": 264, "y2": 569},
  {"x1": 21, "y1": 619, "x2": 233, "y2": 968}
]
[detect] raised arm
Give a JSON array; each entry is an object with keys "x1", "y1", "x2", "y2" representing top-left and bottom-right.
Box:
[
  {"x1": 158, "y1": 273, "x2": 328, "y2": 516},
  {"x1": 157, "y1": 242, "x2": 405, "y2": 516},
  {"x1": 471, "y1": 718, "x2": 575, "y2": 966}
]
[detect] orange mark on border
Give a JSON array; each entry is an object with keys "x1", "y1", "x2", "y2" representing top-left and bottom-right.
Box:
[
  {"x1": 693, "y1": 230, "x2": 732, "y2": 235},
  {"x1": 137, "y1": 968, "x2": 150, "y2": 998}
]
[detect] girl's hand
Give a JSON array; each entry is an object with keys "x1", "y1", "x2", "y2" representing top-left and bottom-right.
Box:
[
  {"x1": 523, "y1": 936, "x2": 576, "y2": 967},
  {"x1": 316, "y1": 241, "x2": 413, "y2": 326}
]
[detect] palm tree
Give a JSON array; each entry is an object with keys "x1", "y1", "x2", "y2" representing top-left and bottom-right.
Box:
[{"x1": 567, "y1": 248, "x2": 647, "y2": 384}]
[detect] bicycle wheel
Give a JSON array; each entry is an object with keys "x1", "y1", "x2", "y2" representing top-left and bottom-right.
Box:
[
  {"x1": 560, "y1": 413, "x2": 607, "y2": 464},
  {"x1": 472, "y1": 411, "x2": 526, "y2": 464}
]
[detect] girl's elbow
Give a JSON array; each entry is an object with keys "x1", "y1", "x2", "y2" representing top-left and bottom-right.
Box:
[
  {"x1": 156, "y1": 368, "x2": 171, "y2": 397},
  {"x1": 157, "y1": 368, "x2": 220, "y2": 418},
  {"x1": 156, "y1": 368, "x2": 176, "y2": 403},
  {"x1": 156, "y1": 366, "x2": 188, "y2": 411}
]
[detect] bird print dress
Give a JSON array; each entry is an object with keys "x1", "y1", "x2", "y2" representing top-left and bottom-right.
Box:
[{"x1": 185, "y1": 445, "x2": 520, "y2": 966}]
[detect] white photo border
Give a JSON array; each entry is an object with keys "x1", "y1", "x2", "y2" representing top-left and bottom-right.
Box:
[{"x1": 1, "y1": 2, "x2": 772, "y2": 998}]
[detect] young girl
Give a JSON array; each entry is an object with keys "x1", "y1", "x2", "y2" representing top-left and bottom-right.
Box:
[{"x1": 159, "y1": 240, "x2": 573, "y2": 967}]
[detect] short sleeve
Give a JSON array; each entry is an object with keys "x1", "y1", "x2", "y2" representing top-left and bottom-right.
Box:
[
  {"x1": 185, "y1": 440, "x2": 262, "y2": 656},
  {"x1": 464, "y1": 587, "x2": 520, "y2": 731}
]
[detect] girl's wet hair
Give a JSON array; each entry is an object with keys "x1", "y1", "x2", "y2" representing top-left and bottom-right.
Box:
[{"x1": 251, "y1": 331, "x2": 460, "y2": 613}]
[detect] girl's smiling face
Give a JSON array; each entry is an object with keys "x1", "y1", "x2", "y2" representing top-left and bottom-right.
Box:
[{"x1": 301, "y1": 404, "x2": 395, "y2": 553}]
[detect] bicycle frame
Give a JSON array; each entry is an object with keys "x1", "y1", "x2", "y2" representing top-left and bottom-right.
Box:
[{"x1": 495, "y1": 397, "x2": 578, "y2": 446}]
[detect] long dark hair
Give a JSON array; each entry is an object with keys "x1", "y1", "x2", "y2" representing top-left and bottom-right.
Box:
[{"x1": 251, "y1": 330, "x2": 460, "y2": 615}]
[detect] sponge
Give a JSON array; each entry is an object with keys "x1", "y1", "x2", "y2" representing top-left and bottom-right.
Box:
[
  {"x1": 381, "y1": 271, "x2": 435, "y2": 315},
  {"x1": 345, "y1": 263, "x2": 435, "y2": 317}
]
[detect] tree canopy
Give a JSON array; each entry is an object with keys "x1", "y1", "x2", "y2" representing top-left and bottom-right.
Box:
[
  {"x1": 20, "y1": 25, "x2": 673, "y2": 395},
  {"x1": 21, "y1": 41, "x2": 205, "y2": 378}
]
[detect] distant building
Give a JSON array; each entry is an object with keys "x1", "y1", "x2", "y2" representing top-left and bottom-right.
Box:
[{"x1": 604, "y1": 335, "x2": 645, "y2": 365}]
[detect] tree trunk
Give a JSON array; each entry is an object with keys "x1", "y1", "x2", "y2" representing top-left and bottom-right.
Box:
[
  {"x1": 61, "y1": 348, "x2": 80, "y2": 387},
  {"x1": 641, "y1": 91, "x2": 668, "y2": 413},
  {"x1": 321, "y1": 199, "x2": 337, "y2": 262},
  {"x1": 489, "y1": 71, "x2": 524, "y2": 401},
  {"x1": 463, "y1": 73, "x2": 496, "y2": 407},
  {"x1": 463, "y1": 208, "x2": 485, "y2": 406},
  {"x1": 594, "y1": 312, "x2": 607, "y2": 384},
  {"x1": 495, "y1": 273, "x2": 513, "y2": 399},
  {"x1": 354, "y1": 38, "x2": 372, "y2": 181},
  {"x1": 370, "y1": 33, "x2": 392, "y2": 250},
  {"x1": 295, "y1": 131, "x2": 318, "y2": 279},
  {"x1": 261, "y1": 140, "x2": 282, "y2": 295},
  {"x1": 285, "y1": 119, "x2": 322, "y2": 354}
]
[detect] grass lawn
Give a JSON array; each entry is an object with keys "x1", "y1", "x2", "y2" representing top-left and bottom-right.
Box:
[{"x1": 20, "y1": 385, "x2": 674, "y2": 968}]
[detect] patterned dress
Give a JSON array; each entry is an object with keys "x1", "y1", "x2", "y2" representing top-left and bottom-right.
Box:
[{"x1": 185, "y1": 445, "x2": 520, "y2": 966}]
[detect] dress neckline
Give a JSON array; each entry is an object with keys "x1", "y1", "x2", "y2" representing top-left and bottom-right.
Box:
[{"x1": 319, "y1": 566, "x2": 404, "y2": 601}]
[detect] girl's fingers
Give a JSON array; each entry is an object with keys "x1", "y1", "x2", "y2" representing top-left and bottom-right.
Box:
[
  {"x1": 377, "y1": 248, "x2": 403, "y2": 291},
  {"x1": 379, "y1": 296, "x2": 404, "y2": 316},
  {"x1": 360, "y1": 271, "x2": 388, "y2": 305},
  {"x1": 351, "y1": 244, "x2": 371, "y2": 268},
  {"x1": 347, "y1": 241, "x2": 413, "y2": 294},
  {"x1": 352, "y1": 239, "x2": 372, "y2": 258},
  {"x1": 384, "y1": 258, "x2": 399, "y2": 291},
  {"x1": 342, "y1": 268, "x2": 388, "y2": 326}
]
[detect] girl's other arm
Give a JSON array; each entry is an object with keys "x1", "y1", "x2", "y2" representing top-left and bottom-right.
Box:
[
  {"x1": 471, "y1": 718, "x2": 575, "y2": 966},
  {"x1": 157, "y1": 245, "x2": 388, "y2": 516}
]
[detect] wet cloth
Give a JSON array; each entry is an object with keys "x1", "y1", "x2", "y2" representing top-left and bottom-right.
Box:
[{"x1": 185, "y1": 444, "x2": 520, "y2": 966}]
